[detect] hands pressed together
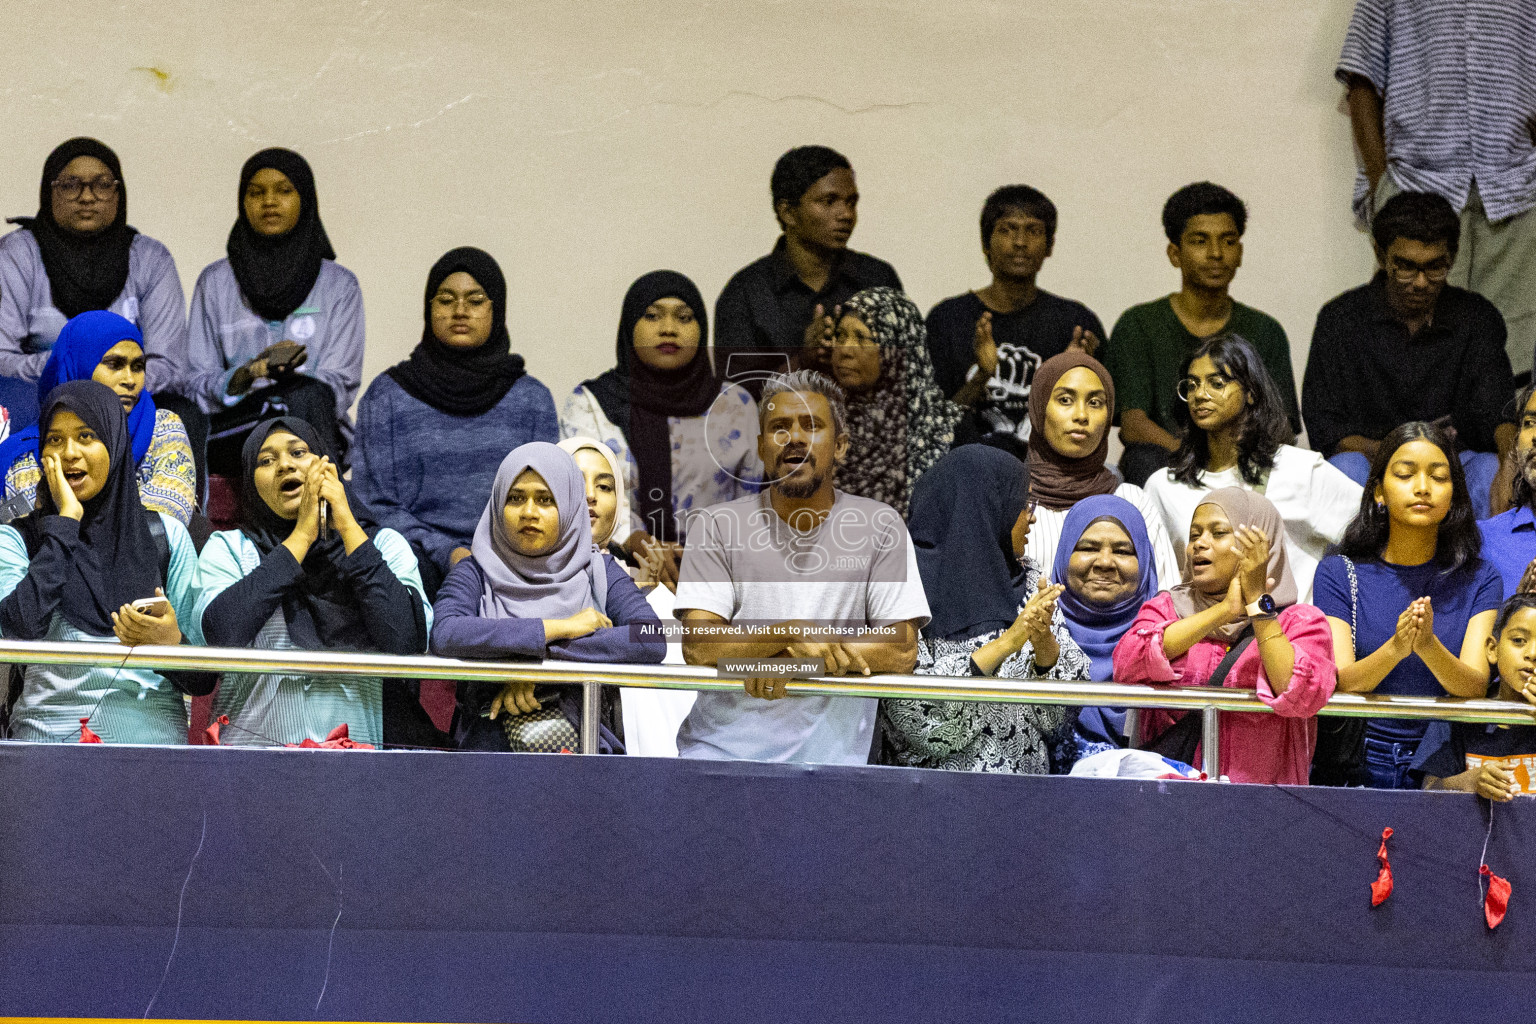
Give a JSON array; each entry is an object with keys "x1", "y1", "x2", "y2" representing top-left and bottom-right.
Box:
[
  {"x1": 282, "y1": 456, "x2": 365, "y2": 562},
  {"x1": 1221, "y1": 524, "x2": 1275, "y2": 624}
]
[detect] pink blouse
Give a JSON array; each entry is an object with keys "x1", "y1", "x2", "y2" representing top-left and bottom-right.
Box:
[{"x1": 1112, "y1": 593, "x2": 1337, "y2": 786}]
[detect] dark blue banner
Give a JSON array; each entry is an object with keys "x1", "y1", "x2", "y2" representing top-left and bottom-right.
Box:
[{"x1": 0, "y1": 744, "x2": 1531, "y2": 1021}]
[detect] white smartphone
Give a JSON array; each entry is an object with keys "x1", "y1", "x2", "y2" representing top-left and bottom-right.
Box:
[{"x1": 130, "y1": 597, "x2": 171, "y2": 616}]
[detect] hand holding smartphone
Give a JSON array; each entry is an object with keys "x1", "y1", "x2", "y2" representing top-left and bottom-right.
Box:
[{"x1": 130, "y1": 596, "x2": 171, "y2": 617}]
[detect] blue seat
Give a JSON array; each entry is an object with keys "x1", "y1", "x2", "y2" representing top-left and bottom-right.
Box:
[{"x1": 0, "y1": 376, "x2": 39, "y2": 433}]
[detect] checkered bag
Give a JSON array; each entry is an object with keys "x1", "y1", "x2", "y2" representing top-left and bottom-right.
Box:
[{"x1": 500, "y1": 705, "x2": 579, "y2": 752}]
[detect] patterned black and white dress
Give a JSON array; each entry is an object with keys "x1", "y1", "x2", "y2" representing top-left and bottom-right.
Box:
[{"x1": 880, "y1": 564, "x2": 1090, "y2": 774}]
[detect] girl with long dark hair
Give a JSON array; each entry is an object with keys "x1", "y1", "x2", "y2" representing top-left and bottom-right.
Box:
[
  {"x1": 1145, "y1": 334, "x2": 1359, "y2": 600},
  {"x1": 1313, "y1": 421, "x2": 1503, "y2": 789}
]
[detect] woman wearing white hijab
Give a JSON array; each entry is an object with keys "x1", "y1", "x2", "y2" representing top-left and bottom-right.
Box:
[
  {"x1": 429, "y1": 441, "x2": 664, "y2": 752},
  {"x1": 558, "y1": 435, "x2": 694, "y2": 755}
]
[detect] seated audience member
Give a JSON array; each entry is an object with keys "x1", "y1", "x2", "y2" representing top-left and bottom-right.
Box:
[
  {"x1": 714, "y1": 146, "x2": 902, "y2": 396},
  {"x1": 1314, "y1": 422, "x2": 1502, "y2": 789},
  {"x1": 0, "y1": 381, "x2": 209, "y2": 743},
  {"x1": 1415, "y1": 594, "x2": 1536, "y2": 800},
  {"x1": 1114, "y1": 488, "x2": 1336, "y2": 785},
  {"x1": 1023, "y1": 351, "x2": 1180, "y2": 586},
  {"x1": 1303, "y1": 191, "x2": 1516, "y2": 521},
  {"x1": 675, "y1": 370, "x2": 930, "y2": 764},
  {"x1": 194, "y1": 419, "x2": 431, "y2": 747},
  {"x1": 558, "y1": 435, "x2": 694, "y2": 756},
  {"x1": 0, "y1": 311, "x2": 195, "y2": 525},
  {"x1": 561, "y1": 270, "x2": 762, "y2": 587},
  {"x1": 1106, "y1": 182, "x2": 1299, "y2": 487},
  {"x1": 186, "y1": 149, "x2": 360, "y2": 476},
  {"x1": 829, "y1": 287, "x2": 961, "y2": 519},
  {"x1": 352, "y1": 247, "x2": 557, "y2": 594},
  {"x1": 1480, "y1": 383, "x2": 1536, "y2": 598},
  {"x1": 1053, "y1": 494, "x2": 1161, "y2": 755},
  {"x1": 1336, "y1": 0, "x2": 1536, "y2": 381},
  {"x1": 0, "y1": 139, "x2": 188, "y2": 419},
  {"x1": 926, "y1": 185, "x2": 1105, "y2": 446},
  {"x1": 880, "y1": 444, "x2": 1087, "y2": 773},
  {"x1": 1145, "y1": 334, "x2": 1360, "y2": 601},
  {"x1": 430, "y1": 442, "x2": 664, "y2": 753}
]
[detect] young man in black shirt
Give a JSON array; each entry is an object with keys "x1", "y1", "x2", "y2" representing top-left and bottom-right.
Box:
[
  {"x1": 1303, "y1": 190, "x2": 1517, "y2": 520},
  {"x1": 925, "y1": 185, "x2": 1103, "y2": 445},
  {"x1": 714, "y1": 145, "x2": 902, "y2": 397}
]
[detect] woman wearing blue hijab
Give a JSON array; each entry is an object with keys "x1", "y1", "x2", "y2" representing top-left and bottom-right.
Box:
[
  {"x1": 0, "y1": 310, "x2": 195, "y2": 524},
  {"x1": 1051, "y1": 493, "x2": 1160, "y2": 754}
]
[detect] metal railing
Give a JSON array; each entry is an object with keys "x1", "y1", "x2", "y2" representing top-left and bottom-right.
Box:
[{"x1": 1, "y1": 637, "x2": 1531, "y2": 775}]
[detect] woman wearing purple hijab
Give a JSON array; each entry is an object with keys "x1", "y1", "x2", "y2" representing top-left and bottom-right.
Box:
[{"x1": 430, "y1": 441, "x2": 664, "y2": 752}]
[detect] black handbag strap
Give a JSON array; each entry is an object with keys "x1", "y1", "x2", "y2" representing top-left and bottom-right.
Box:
[
  {"x1": 1137, "y1": 628, "x2": 1253, "y2": 763},
  {"x1": 1208, "y1": 631, "x2": 1255, "y2": 688}
]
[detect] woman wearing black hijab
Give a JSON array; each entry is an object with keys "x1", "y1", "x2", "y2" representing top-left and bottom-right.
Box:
[
  {"x1": 186, "y1": 148, "x2": 359, "y2": 478},
  {"x1": 560, "y1": 271, "x2": 762, "y2": 584},
  {"x1": 351, "y1": 246, "x2": 558, "y2": 595},
  {"x1": 194, "y1": 417, "x2": 431, "y2": 746},
  {"x1": 0, "y1": 138, "x2": 188, "y2": 418},
  {"x1": 877, "y1": 443, "x2": 1089, "y2": 773},
  {"x1": 0, "y1": 380, "x2": 210, "y2": 743}
]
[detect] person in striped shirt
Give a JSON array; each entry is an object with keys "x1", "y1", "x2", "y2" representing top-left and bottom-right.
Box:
[{"x1": 1338, "y1": 0, "x2": 1536, "y2": 379}]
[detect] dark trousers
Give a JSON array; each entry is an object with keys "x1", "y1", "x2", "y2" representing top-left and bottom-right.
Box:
[
  {"x1": 1118, "y1": 442, "x2": 1174, "y2": 488},
  {"x1": 1363, "y1": 735, "x2": 1421, "y2": 790},
  {"x1": 205, "y1": 375, "x2": 346, "y2": 478}
]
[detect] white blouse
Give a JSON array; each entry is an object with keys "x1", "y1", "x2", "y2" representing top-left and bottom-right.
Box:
[
  {"x1": 1024, "y1": 482, "x2": 1182, "y2": 593},
  {"x1": 1143, "y1": 444, "x2": 1363, "y2": 602}
]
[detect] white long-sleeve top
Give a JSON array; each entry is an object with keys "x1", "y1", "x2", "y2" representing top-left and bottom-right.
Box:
[{"x1": 1143, "y1": 444, "x2": 1363, "y2": 602}]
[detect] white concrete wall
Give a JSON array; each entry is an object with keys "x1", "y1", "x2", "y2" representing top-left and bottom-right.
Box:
[{"x1": 0, "y1": 0, "x2": 1373, "y2": 413}]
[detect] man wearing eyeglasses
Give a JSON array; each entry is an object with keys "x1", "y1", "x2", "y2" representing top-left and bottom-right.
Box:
[{"x1": 1303, "y1": 190, "x2": 1518, "y2": 520}]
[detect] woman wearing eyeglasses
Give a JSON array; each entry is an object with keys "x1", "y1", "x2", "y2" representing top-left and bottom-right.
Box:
[
  {"x1": 0, "y1": 139, "x2": 188, "y2": 410},
  {"x1": 1145, "y1": 334, "x2": 1360, "y2": 601}
]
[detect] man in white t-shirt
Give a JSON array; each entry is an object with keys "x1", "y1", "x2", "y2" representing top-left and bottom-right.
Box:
[{"x1": 674, "y1": 369, "x2": 930, "y2": 763}]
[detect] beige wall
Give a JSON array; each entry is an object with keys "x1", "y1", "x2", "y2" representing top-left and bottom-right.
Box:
[{"x1": 0, "y1": 0, "x2": 1373, "y2": 422}]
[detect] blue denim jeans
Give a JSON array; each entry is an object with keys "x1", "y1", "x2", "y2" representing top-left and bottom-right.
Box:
[{"x1": 1363, "y1": 735, "x2": 1421, "y2": 790}]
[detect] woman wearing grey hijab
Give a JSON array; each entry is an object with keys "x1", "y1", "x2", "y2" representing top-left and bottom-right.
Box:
[{"x1": 430, "y1": 441, "x2": 664, "y2": 752}]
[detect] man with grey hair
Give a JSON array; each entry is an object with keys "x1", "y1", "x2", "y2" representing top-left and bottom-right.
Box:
[{"x1": 674, "y1": 369, "x2": 929, "y2": 763}]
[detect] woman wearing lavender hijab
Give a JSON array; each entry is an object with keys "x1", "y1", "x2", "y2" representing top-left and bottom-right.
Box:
[{"x1": 430, "y1": 441, "x2": 664, "y2": 753}]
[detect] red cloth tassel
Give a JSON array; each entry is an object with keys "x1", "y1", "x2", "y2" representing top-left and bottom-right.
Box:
[
  {"x1": 204, "y1": 714, "x2": 229, "y2": 746},
  {"x1": 78, "y1": 717, "x2": 102, "y2": 744},
  {"x1": 1481, "y1": 865, "x2": 1511, "y2": 929},
  {"x1": 285, "y1": 722, "x2": 374, "y2": 750},
  {"x1": 1370, "y1": 827, "x2": 1394, "y2": 906}
]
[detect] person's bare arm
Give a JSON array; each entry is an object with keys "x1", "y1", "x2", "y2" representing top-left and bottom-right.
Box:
[
  {"x1": 1412, "y1": 605, "x2": 1496, "y2": 698},
  {"x1": 1330, "y1": 612, "x2": 1417, "y2": 694},
  {"x1": 680, "y1": 608, "x2": 796, "y2": 667},
  {"x1": 1162, "y1": 599, "x2": 1238, "y2": 661},
  {"x1": 1492, "y1": 422, "x2": 1518, "y2": 516},
  {"x1": 1120, "y1": 408, "x2": 1180, "y2": 452},
  {"x1": 1346, "y1": 75, "x2": 1387, "y2": 200},
  {"x1": 838, "y1": 619, "x2": 921, "y2": 675},
  {"x1": 1334, "y1": 435, "x2": 1381, "y2": 461}
]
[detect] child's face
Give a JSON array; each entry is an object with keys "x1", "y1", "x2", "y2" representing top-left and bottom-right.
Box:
[{"x1": 1491, "y1": 607, "x2": 1536, "y2": 704}]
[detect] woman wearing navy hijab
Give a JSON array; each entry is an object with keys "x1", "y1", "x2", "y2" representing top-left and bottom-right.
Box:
[
  {"x1": 1050, "y1": 493, "x2": 1160, "y2": 755},
  {"x1": 0, "y1": 310, "x2": 195, "y2": 524}
]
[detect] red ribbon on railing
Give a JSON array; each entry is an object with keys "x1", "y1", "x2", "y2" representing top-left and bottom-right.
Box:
[{"x1": 1370, "y1": 827, "x2": 1393, "y2": 906}]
